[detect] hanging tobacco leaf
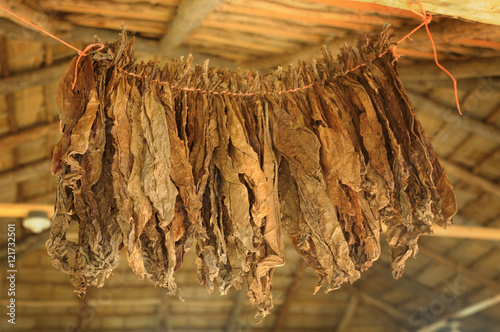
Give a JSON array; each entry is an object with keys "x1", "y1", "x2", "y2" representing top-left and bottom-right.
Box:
[{"x1": 47, "y1": 27, "x2": 456, "y2": 317}]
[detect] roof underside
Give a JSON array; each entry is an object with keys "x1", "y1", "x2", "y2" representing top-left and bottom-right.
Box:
[{"x1": 0, "y1": 1, "x2": 500, "y2": 331}]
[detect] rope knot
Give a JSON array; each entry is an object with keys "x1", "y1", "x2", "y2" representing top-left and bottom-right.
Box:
[
  {"x1": 71, "y1": 43, "x2": 105, "y2": 90},
  {"x1": 422, "y1": 13, "x2": 432, "y2": 24},
  {"x1": 409, "y1": 2, "x2": 429, "y2": 21}
]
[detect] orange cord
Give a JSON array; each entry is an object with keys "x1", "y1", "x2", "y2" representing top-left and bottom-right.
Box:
[
  {"x1": 408, "y1": 2, "x2": 461, "y2": 114},
  {"x1": 0, "y1": 2, "x2": 461, "y2": 114}
]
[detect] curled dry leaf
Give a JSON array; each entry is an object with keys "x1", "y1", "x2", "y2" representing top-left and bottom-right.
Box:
[{"x1": 47, "y1": 27, "x2": 456, "y2": 317}]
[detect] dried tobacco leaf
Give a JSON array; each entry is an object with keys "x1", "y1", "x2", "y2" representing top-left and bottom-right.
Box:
[{"x1": 47, "y1": 27, "x2": 456, "y2": 317}]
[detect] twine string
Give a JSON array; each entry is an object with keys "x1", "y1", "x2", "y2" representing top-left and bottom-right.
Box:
[
  {"x1": 408, "y1": 2, "x2": 461, "y2": 114},
  {"x1": 0, "y1": 3, "x2": 460, "y2": 113}
]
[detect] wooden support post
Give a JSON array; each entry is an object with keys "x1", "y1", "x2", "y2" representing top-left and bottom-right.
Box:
[
  {"x1": 225, "y1": 289, "x2": 246, "y2": 332},
  {"x1": 335, "y1": 294, "x2": 359, "y2": 332},
  {"x1": 77, "y1": 295, "x2": 89, "y2": 332},
  {"x1": 159, "y1": 0, "x2": 224, "y2": 55},
  {"x1": 157, "y1": 292, "x2": 172, "y2": 332},
  {"x1": 272, "y1": 260, "x2": 307, "y2": 332}
]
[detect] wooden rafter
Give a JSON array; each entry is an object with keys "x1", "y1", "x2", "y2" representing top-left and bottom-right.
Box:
[
  {"x1": 417, "y1": 293, "x2": 500, "y2": 332},
  {"x1": 243, "y1": 32, "x2": 359, "y2": 70},
  {"x1": 423, "y1": 225, "x2": 500, "y2": 241},
  {"x1": 0, "y1": 60, "x2": 71, "y2": 96},
  {"x1": 0, "y1": 0, "x2": 71, "y2": 34},
  {"x1": 0, "y1": 122, "x2": 59, "y2": 152},
  {"x1": 368, "y1": 260, "x2": 500, "y2": 329},
  {"x1": 159, "y1": 0, "x2": 224, "y2": 55},
  {"x1": 4, "y1": 202, "x2": 500, "y2": 241},
  {"x1": 439, "y1": 160, "x2": 500, "y2": 200},
  {"x1": 0, "y1": 229, "x2": 50, "y2": 267},
  {"x1": 0, "y1": 159, "x2": 51, "y2": 187},
  {"x1": 242, "y1": 19, "x2": 500, "y2": 70},
  {"x1": 354, "y1": 289, "x2": 409, "y2": 321},
  {"x1": 401, "y1": 57, "x2": 500, "y2": 81},
  {"x1": 0, "y1": 36, "x2": 17, "y2": 134},
  {"x1": 0, "y1": 203, "x2": 54, "y2": 218},
  {"x1": 418, "y1": 246, "x2": 500, "y2": 294}
]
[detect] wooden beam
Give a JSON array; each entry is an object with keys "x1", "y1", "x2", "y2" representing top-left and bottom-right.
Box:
[
  {"x1": 220, "y1": 2, "x2": 395, "y2": 31},
  {"x1": 272, "y1": 260, "x2": 307, "y2": 332},
  {"x1": 159, "y1": 0, "x2": 224, "y2": 54},
  {"x1": 335, "y1": 294, "x2": 359, "y2": 332},
  {"x1": 0, "y1": 122, "x2": 60, "y2": 151},
  {"x1": 400, "y1": 57, "x2": 500, "y2": 81},
  {"x1": 355, "y1": 289, "x2": 409, "y2": 321},
  {"x1": 0, "y1": 228, "x2": 51, "y2": 267},
  {"x1": 0, "y1": 203, "x2": 54, "y2": 218},
  {"x1": 0, "y1": 298, "x2": 162, "y2": 308},
  {"x1": 0, "y1": 159, "x2": 51, "y2": 187},
  {"x1": 225, "y1": 289, "x2": 246, "y2": 332},
  {"x1": 5, "y1": 201, "x2": 500, "y2": 242},
  {"x1": 439, "y1": 160, "x2": 500, "y2": 200},
  {"x1": 382, "y1": 222, "x2": 500, "y2": 242},
  {"x1": 349, "y1": 0, "x2": 500, "y2": 26},
  {"x1": 0, "y1": 59, "x2": 71, "y2": 96},
  {"x1": 243, "y1": 33, "x2": 359, "y2": 70},
  {"x1": 409, "y1": 91, "x2": 500, "y2": 146},
  {"x1": 370, "y1": 259, "x2": 500, "y2": 329},
  {"x1": 418, "y1": 246, "x2": 500, "y2": 293},
  {"x1": 3, "y1": 329, "x2": 398, "y2": 332},
  {"x1": 41, "y1": 0, "x2": 176, "y2": 23},
  {"x1": 0, "y1": 36, "x2": 17, "y2": 134},
  {"x1": 241, "y1": 19, "x2": 500, "y2": 71},
  {"x1": 0, "y1": 48, "x2": 235, "y2": 97},
  {"x1": 0, "y1": 17, "x2": 238, "y2": 69},
  {"x1": 299, "y1": 0, "x2": 418, "y2": 19},
  {"x1": 417, "y1": 293, "x2": 500, "y2": 332},
  {"x1": 426, "y1": 225, "x2": 500, "y2": 241},
  {"x1": 0, "y1": 0, "x2": 71, "y2": 34}
]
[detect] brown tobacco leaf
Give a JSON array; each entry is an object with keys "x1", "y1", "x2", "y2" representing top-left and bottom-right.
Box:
[{"x1": 48, "y1": 27, "x2": 456, "y2": 316}]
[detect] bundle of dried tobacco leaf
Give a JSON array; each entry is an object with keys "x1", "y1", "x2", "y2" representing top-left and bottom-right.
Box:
[{"x1": 47, "y1": 27, "x2": 456, "y2": 317}]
